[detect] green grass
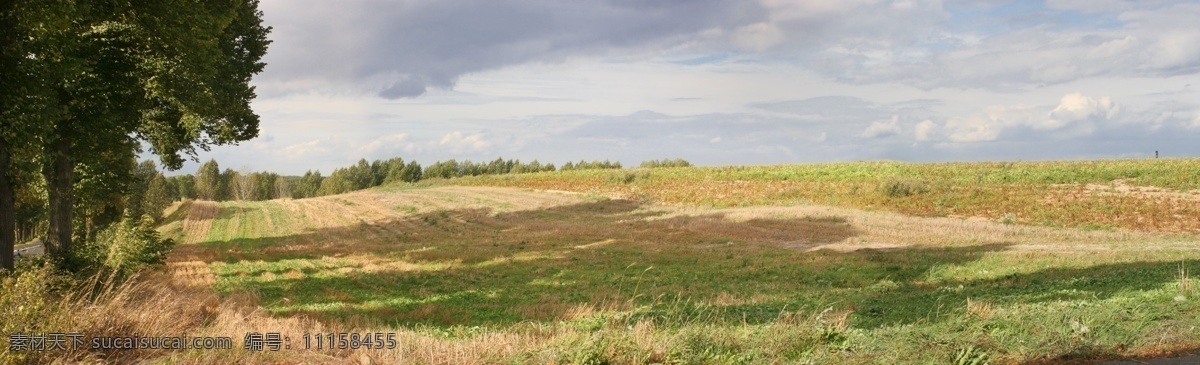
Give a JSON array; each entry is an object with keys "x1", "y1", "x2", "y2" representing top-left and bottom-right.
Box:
[{"x1": 134, "y1": 159, "x2": 1200, "y2": 363}]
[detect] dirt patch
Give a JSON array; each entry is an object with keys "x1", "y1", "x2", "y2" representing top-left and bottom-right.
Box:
[
  {"x1": 181, "y1": 201, "x2": 219, "y2": 244},
  {"x1": 783, "y1": 240, "x2": 906, "y2": 252},
  {"x1": 1082, "y1": 179, "x2": 1200, "y2": 201},
  {"x1": 574, "y1": 239, "x2": 617, "y2": 249}
]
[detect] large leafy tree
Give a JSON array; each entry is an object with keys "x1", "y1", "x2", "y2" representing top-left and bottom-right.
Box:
[
  {"x1": 0, "y1": 0, "x2": 61, "y2": 270},
  {"x1": 22, "y1": 0, "x2": 270, "y2": 262}
]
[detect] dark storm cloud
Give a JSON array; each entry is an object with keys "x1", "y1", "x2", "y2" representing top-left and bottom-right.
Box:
[{"x1": 258, "y1": 0, "x2": 768, "y2": 98}]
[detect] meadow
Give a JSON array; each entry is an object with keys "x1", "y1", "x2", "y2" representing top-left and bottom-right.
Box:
[{"x1": 8, "y1": 159, "x2": 1200, "y2": 364}]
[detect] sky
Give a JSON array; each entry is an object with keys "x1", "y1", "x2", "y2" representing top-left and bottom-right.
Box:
[{"x1": 165, "y1": 0, "x2": 1200, "y2": 175}]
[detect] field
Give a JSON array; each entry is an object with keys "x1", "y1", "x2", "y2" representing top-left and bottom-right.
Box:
[
  {"x1": 5, "y1": 158, "x2": 1183, "y2": 364},
  {"x1": 114, "y1": 159, "x2": 1200, "y2": 364}
]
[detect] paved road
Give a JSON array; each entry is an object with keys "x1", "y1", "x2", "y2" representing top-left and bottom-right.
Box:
[{"x1": 13, "y1": 239, "x2": 43, "y2": 257}]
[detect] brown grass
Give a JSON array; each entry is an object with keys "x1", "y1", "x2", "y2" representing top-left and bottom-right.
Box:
[
  {"x1": 10, "y1": 184, "x2": 1195, "y2": 364},
  {"x1": 455, "y1": 169, "x2": 1200, "y2": 234}
]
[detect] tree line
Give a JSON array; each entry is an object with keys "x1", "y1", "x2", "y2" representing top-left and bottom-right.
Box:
[{"x1": 178, "y1": 157, "x2": 637, "y2": 201}]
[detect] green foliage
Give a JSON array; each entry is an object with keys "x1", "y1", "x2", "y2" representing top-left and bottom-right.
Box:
[
  {"x1": 141, "y1": 173, "x2": 174, "y2": 222},
  {"x1": 213, "y1": 168, "x2": 231, "y2": 201},
  {"x1": 75, "y1": 214, "x2": 174, "y2": 276},
  {"x1": 560, "y1": 159, "x2": 623, "y2": 171},
  {"x1": 952, "y1": 345, "x2": 990, "y2": 365},
  {"x1": 272, "y1": 175, "x2": 291, "y2": 199},
  {"x1": 12, "y1": 167, "x2": 46, "y2": 243},
  {"x1": 380, "y1": 157, "x2": 407, "y2": 184},
  {"x1": 878, "y1": 178, "x2": 929, "y2": 197},
  {"x1": 166, "y1": 174, "x2": 195, "y2": 200},
  {"x1": 194, "y1": 159, "x2": 221, "y2": 200},
  {"x1": 607, "y1": 170, "x2": 651, "y2": 184},
  {"x1": 73, "y1": 149, "x2": 139, "y2": 239},
  {"x1": 0, "y1": 262, "x2": 70, "y2": 351},
  {"x1": 293, "y1": 170, "x2": 323, "y2": 198},
  {"x1": 1, "y1": 0, "x2": 270, "y2": 265},
  {"x1": 400, "y1": 161, "x2": 423, "y2": 183},
  {"x1": 318, "y1": 169, "x2": 356, "y2": 196},
  {"x1": 640, "y1": 158, "x2": 693, "y2": 168}
]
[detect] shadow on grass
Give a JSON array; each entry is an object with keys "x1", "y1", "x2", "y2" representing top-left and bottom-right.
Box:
[{"x1": 185, "y1": 197, "x2": 1196, "y2": 331}]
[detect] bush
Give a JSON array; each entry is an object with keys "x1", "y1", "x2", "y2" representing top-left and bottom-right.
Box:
[
  {"x1": 1, "y1": 262, "x2": 75, "y2": 364},
  {"x1": 640, "y1": 158, "x2": 693, "y2": 168},
  {"x1": 879, "y1": 178, "x2": 929, "y2": 197},
  {"x1": 74, "y1": 214, "x2": 175, "y2": 276},
  {"x1": 606, "y1": 170, "x2": 650, "y2": 184}
]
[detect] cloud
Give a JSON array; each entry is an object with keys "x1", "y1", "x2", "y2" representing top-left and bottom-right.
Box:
[
  {"x1": 251, "y1": 0, "x2": 1200, "y2": 101},
  {"x1": 914, "y1": 120, "x2": 935, "y2": 141},
  {"x1": 861, "y1": 116, "x2": 902, "y2": 138},
  {"x1": 929, "y1": 93, "x2": 1136, "y2": 143},
  {"x1": 356, "y1": 133, "x2": 416, "y2": 158},
  {"x1": 257, "y1": 0, "x2": 769, "y2": 98},
  {"x1": 749, "y1": 96, "x2": 937, "y2": 122},
  {"x1": 438, "y1": 131, "x2": 491, "y2": 153},
  {"x1": 746, "y1": 1, "x2": 1200, "y2": 89},
  {"x1": 378, "y1": 77, "x2": 429, "y2": 99},
  {"x1": 1044, "y1": 93, "x2": 1118, "y2": 130},
  {"x1": 281, "y1": 139, "x2": 331, "y2": 159}
]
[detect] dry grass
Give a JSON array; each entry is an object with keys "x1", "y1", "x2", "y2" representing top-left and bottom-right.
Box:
[
  {"x1": 453, "y1": 160, "x2": 1200, "y2": 234},
  {"x1": 9, "y1": 163, "x2": 1200, "y2": 364}
]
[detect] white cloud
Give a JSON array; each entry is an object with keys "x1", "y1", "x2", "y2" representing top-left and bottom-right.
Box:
[
  {"x1": 914, "y1": 120, "x2": 935, "y2": 141},
  {"x1": 438, "y1": 131, "x2": 492, "y2": 152},
  {"x1": 1045, "y1": 0, "x2": 1136, "y2": 13},
  {"x1": 281, "y1": 139, "x2": 330, "y2": 159},
  {"x1": 861, "y1": 115, "x2": 902, "y2": 138},
  {"x1": 944, "y1": 114, "x2": 1000, "y2": 143},
  {"x1": 356, "y1": 133, "x2": 416, "y2": 158},
  {"x1": 158, "y1": 1, "x2": 1200, "y2": 174},
  {"x1": 935, "y1": 93, "x2": 1127, "y2": 143},
  {"x1": 1044, "y1": 93, "x2": 1118, "y2": 130}
]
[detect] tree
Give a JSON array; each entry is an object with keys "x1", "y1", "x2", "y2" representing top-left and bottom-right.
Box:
[
  {"x1": 318, "y1": 169, "x2": 353, "y2": 196},
  {"x1": 124, "y1": 160, "x2": 159, "y2": 218},
  {"x1": 167, "y1": 174, "x2": 195, "y2": 201},
  {"x1": 28, "y1": 0, "x2": 270, "y2": 261},
  {"x1": 230, "y1": 169, "x2": 255, "y2": 201},
  {"x1": 293, "y1": 170, "x2": 322, "y2": 198},
  {"x1": 382, "y1": 157, "x2": 408, "y2": 184},
  {"x1": 218, "y1": 169, "x2": 235, "y2": 202},
  {"x1": 273, "y1": 175, "x2": 291, "y2": 200},
  {"x1": 141, "y1": 173, "x2": 173, "y2": 222},
  {"x1": 1, "y1": 0, "x2": 69, "y2": 269},
  {"x1": 348, "y1": 159, "x2": 374, "y2": 190},
  {"x1": 400, "y1": 161, "x2": 422, "y2": 183},
  {"x1": 253, "y1": 172, "x2": 273, "y2": 200},
  {"x1": 194, "y1": 160, "x2": 221, "y2": 201}
]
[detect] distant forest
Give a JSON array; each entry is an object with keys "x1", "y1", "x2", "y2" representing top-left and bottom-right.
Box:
[{"x1": 169, "y1": 157, "x2": 630, "y2": 202}]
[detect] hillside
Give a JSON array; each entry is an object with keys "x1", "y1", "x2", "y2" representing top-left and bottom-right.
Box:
[{"x1": 145, "y1": 163, "x2": 1200, "y2": 363}]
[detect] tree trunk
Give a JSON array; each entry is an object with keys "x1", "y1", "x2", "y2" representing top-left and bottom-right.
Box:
[
  {"x1": 0, "y1": 138, "x2": 14, "y2": 271},
  {"x1": 43, "y1": 137, "x2": 74, "y2": 260},
  {"x1": 1, "y1": 0, "x2": 19, "y2": 271}
]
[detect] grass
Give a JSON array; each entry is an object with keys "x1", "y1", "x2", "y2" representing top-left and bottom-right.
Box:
[
  {"x1": 7, "y1": 158, "x2": 1200, "y2": 364},
  {"x1": 452, "y1": 158, "x2": 1200, "y2": 233}
]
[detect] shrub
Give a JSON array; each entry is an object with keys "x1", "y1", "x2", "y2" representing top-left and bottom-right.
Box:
[
  {"x1": 75, "y1": 214, "x2": 175, "y2": 276},
  {"x1": 0, "y1": 262, "x2": 70, "y2": 336},
  {"x1": 640, "y1": 158, "x2": 693, "y2": 168},
  {"x1": 879, "y1": 178, "x2": 929, "y2": 197},
  {"x1": 607, "y1": 170, "x2": 650, "y2": 184}
]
